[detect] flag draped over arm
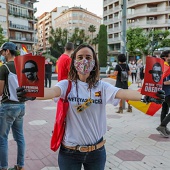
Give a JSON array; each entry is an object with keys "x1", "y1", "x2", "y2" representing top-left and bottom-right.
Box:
[
  {"x1": 163, "y1": 62, "x2": 170, "y2": 79},
  {"x1": 127, "y1": 89, "x2": 161, "y2": 116}
]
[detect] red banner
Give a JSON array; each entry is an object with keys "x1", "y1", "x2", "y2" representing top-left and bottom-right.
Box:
[
  {"x1": 141, "y1": 57, "x2": 164, "y2": 98},
  {"x1": 14, "y1": 54, "x2": 45, "y2": 97}
]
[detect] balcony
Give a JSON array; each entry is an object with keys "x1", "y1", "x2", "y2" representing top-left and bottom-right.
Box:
[
  {"x1": 8, "y1": 10, "x2": 31, "y2": 19},
  {"x1": 9, "y1": 36, "x2": 35, "y2": 43},
  {"x1": 128, "y1": 0, "x2": 167, "y2": 7},
  {"x1": 128, "y1": 7, "x2": 170, "y2": 19},
  {"x1": 108, "y1": 37, "x2": 121, "y2": 44},
  {"x1": 103, "y1": 0, "x2": 118, "y2": 6},
  {"x1": 127, "y1": 19, "x2": 170, "y2": 28},
  {"x1": 8, "y1": 0, "x2": 34, "y2": 9},
  {"x1": 9, "y1": 23, "x2": 34, "y2": 32}
]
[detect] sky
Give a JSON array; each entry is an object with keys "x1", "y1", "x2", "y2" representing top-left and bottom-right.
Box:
[{"x1": 34, "y1": 0, "x2": 103, "y2": 17}]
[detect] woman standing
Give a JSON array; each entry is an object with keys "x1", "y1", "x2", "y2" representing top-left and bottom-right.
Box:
[
  {"x1": 129, "y1": 61, "x2": 137, "y2": 83},
  {"x1": 17, "y1": 44, "x2": 164, "y2": 170},
  {"x1": 113, "y1": 54, "x2": 132, "y2": 113},
  {"x1": 136, "y1": 59, "x2": 144, "y2": 88}
]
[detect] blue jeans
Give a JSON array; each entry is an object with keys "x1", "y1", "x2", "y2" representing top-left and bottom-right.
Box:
[
  {"x1": 58, "y1": 145, "x2": 106, "y2": 170},
  {"x1": 0, "y1": 103, "x2": 25, "y2": 169}
]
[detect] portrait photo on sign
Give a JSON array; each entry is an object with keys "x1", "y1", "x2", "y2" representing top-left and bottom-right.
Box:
[
  {"x1": 141, "y1": 57, "x2": 163, "y2": 98},
  {"x1": 22, "y1": 60, "x2": 39, "y2": 83},
  {"x1": 149, "y1": 62, "x2": 163, "y2": 83},
  {"x1": 14, "y1": 55, "x2": 45, "y2": 97}
]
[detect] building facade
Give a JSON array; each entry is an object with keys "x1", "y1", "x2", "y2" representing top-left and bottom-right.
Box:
[
  {"x1": 54, "y1": 7, "x2": 102, "y2": 42},
  {"x1": 36, "y1": 6, "x2": 69, "y2": 53},
  {"x1": 0, "y1": 0, "x2": 8, "y2": 38},
  {"x1": 103, "y1": 0, "x2": 170, "y2": 56},
  {"x1": 0, "y1": 0, "x2": 37, "y2": 52},
  {"x1": 8, "y1": 0, "x2": 38, "y2": 52}
]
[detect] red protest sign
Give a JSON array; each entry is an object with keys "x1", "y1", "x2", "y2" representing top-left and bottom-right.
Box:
[
  {"x1": 141, "y1": 57, "x2": 163, "y2": 98},
  {"x1": 14, "y1": 54, "x2": 45, "y2": 97}
]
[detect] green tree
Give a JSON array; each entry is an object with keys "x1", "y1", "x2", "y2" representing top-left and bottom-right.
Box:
[
  {"x1": 98, "y1": 24, "x2": 107, "y2": 67},
  {"x1": 88, "y1": 25, "x2": 96, "y2": 41},
  {"x1": 160, "y1": 39, "x2": 170, "y2": 47},
  {"x1": 48, "y1": 27, "x2": 68, "y2": 58},
  {"x1": 91, "y1": 34, "x2": 99, "y2": 51},
  {"x1": 126, "y1": 27, "x2": 149, "y2": 57},
  {"x1": 69, "y1": 27, "x2": 89, "y2": 47},
  {"x1": 127, "y1": 28, "x2": 170, "y2": 57},
  {"x1": 0, "y1": 25, "x2": 7, "y2": 46}
]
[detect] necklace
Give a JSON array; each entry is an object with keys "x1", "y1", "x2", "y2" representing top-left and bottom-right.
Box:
[{"x1": 75, "y1": 81, "x2": 93, "y2": 113}]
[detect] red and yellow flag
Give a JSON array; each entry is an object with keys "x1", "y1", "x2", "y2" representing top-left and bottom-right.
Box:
[
  {"x1": 127, "y1": 88, "x2": 161, "y2": 116},
  {"x1": 163, "y1": 62, "x2": 170, "y2": 79},
  {"x1": 21, "y1": 44, "x2": 28, "y2": 53}
]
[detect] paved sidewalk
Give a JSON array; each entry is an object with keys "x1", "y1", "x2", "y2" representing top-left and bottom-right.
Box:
[{"x1": 7, "y1": 78, "x2": 170, "y2": 170}]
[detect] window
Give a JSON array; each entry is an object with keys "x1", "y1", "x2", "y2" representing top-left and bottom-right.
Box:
[
  {"x1": 109, "y1": 4, "x2": 113, "y2": 9},
  {"x1": 0, "y1": 3, "x2": 6, "y2": 9},
  {"x1": 109, "y1": 14, "x2": 113, "y2": 19},
  {"x1": 0, "y1": 16, "x2": 6, "y2": 22},
  {"x1": 109, "y1": 34, "x2": 113, "y2": 38},
  {"x1": 109, "y1": 24, "x2": 113, "y2": 29}
]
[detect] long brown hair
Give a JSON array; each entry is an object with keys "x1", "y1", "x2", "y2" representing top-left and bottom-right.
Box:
[{"x1": 68, "y1": 44, "x2": 99, "y2": 89}]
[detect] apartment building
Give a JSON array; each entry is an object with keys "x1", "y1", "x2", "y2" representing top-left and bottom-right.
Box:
[
  {"x1": 37, "y1": 6, "x2": 69, "y2": 53},
  {"x1": 0, "y1": 0, "x2": 37, "y2": 52},
  {"x1": 54, "y1": 7, "x2": 102, "y2": 41},
  {"x1": 103, "y1": 0, "x2": 170, "y2": 55},
  {"x1": 0, "y1": 0, "x2": 8, "y2": 38}
]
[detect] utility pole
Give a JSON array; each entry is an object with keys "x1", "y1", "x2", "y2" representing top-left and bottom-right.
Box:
[
  {"x1": 120, "y1": 0, "x2": 127, "y2": 55},
  {"x1": 120, "y1": 0, "x2": 127, "y2": 110}
]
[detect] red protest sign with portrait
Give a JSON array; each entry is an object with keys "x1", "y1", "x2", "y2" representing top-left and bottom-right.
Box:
[
  {"x1": 14, "y1": 54, "x2": 45, "y2": 97},
  {"x1": 141, "y1": 57, "x2": 164, "y2": 98}
]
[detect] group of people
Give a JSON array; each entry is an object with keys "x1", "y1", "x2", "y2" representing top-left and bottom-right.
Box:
[
  {"x1": 0, "y1": 41, "x2": 166, "y2": 170},
  {"x1": 128, "y1": 59, "x2": 144, "y2": 88}
]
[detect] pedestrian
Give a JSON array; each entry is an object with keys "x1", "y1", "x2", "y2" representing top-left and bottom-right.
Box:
[
  {"x1": 113, "y1": 54, "x2": 132, "y2": 113},
  {"x1": 17, "y1": 44, "x2": 164, "y2": 170},
  {"x1": 57, "y1": 42, "x2": 74, "y2": 81},
  {"x1": 45, "y1": 58, "x2": 53, "y2": 88},
  {"x1": 156, "y1": 50, "x2": 170, "y2": 137},
  {"x1": 0, "y1": 42, "x2": 25, "y2": 170},
  {"x1": 129, "y1": 60, "x2": 137, "y2": 83},
  {"x1": 136, "y1": 59, "x2": 144, "y2": 88}
]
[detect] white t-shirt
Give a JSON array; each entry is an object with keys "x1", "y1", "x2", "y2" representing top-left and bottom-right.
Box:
[{"x1": 56, "y1": 80, "x2": 120, "y2": 146}]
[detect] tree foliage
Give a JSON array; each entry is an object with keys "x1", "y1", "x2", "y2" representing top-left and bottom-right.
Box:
[
  {"x1": 0, "y1": 25, "x2": 7, "y2": 46},
  {"x1": 48, "y1": 27, "x2": 68, "y2": 58},
  {"x1": 127, "y1": 28, "x2": 170, "y2": 57},
  {"x1": 91, "y1": 34, "x2": 99, "y2": 51},
  {"x1": 98, "y1": 24, "x2": 107, "y2": 67},
  {"x1": 48, "y1": 27, "x2": 90, "y2": 58},
  {"x1": 69, "y1": 27, "x2": 89, "y2": 47},
  {"x1": 88, "y1": 25, "x2": 96, "y2": 40}
]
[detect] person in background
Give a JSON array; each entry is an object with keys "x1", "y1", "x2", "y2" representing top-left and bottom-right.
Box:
[
  {"x1": 113, "y1": 54, "x2": 132, "y2": 113},
  {"x1": 0, "y1": 42, "x2": 26, "y2": 170},
  {"x1": 45, "y1": 58, "x2": 53, "y2": 88},
  {"x1": 136, "y1": 59, "x2": 144, "y2": 88},
  {"x1": 156, "y1": 50, "x2": 170, "y2": 137},
  {"x1": 57, "y1": 42, "x2": 74, "y2": 81},
  {"x1": 16, "y1": 44, "x2": 165, "y2": 170},
  {"x1": 0, "y1": 47, "x2": 6, "y2": 64},
  {"x1": 129, "y1": 60, "x2": 137, "y2": 83}
]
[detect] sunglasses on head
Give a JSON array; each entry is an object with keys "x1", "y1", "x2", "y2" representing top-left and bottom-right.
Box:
[{"x1": 76, "y1": 98, "x2": 93, "y2": 113}]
